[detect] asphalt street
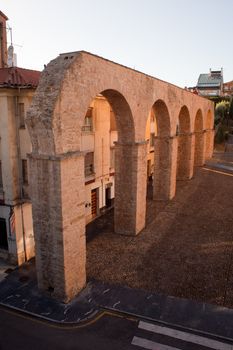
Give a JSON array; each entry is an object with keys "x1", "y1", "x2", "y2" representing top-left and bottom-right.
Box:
[
  {"x1": 1, "y1": 306, "x2": 233, "y2": 350},
  {"x1": 0, "y1": 306, "x2": 137, "y2": 350}
]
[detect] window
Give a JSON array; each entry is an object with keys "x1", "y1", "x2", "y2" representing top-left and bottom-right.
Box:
[
  {"x1": 82, "y1": 108, "x2": 93, "y2": 132},
  {"x1": 0, "y1": 161, "x2": 3, "y2": 188},
  {"x1": 22, "y1": 159, "x2": 28, "y2": 184},
  {"x1": 85, "y1": 152, "x2": 94, "y2": 176},
  {"x1": 18, "y1": 103, "x2": 25, "y2": 128}
]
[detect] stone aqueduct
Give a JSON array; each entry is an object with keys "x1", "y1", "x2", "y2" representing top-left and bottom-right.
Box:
[{"x1": 26, "y1": 51, "x2": 214, "y2": 302}]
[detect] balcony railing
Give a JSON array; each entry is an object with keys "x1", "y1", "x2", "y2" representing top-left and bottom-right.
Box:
[{"x1": 81, "y1": 125, "x2": 93, "y2": 132}]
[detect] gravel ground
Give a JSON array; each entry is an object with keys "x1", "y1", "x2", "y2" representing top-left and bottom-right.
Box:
[{"x1": 87, "y1": 153, "x2": 233, "y2": 308}]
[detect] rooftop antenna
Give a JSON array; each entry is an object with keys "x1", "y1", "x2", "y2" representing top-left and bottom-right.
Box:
[
  {"x1": 7, "y1": 25, "x2": 17, "y2": 67},
  {"x1": 9, "y1": 26, "x2": 12, "y2": 45}
]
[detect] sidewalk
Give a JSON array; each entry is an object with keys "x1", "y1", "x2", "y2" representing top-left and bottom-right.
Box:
[{"x1": 0, "y1": 258, "x2": 16, "y2": 283}]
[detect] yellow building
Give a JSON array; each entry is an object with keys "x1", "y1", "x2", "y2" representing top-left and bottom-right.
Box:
[
  {"x1": 83, "y1": 96, "x2": 117, "y2": 223},
  {"x1": 74, "y1": 95, "x2": 155, "y2": 223},
  {"x1": 0, "y1": 67, "x2": 40, "y2": 264},
  {"x1": 0, "y1": 11, "x2": 34, "y2": 263}
]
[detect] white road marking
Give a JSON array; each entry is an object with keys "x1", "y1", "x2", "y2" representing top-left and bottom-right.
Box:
[
  {"x1": 112, "y1": 301, "x2": 120, "y2": 308},
  {"x1": 103, "y1": 288, "x2": 110, "y2": 294},
  {"x1": 203, "y1": 167, "x2": 233, "y2": 177},
  {"x1": 84, "y1": 308, "x2": 94, "y2": 316},
  {"x1": 138, "y1": 321, "x2": 233, "y2": 350},
  {"x1": 132, "y1": 336, "x2": 180, "y2": 350}
]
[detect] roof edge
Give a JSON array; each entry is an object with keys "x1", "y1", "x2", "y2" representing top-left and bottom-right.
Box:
[
  {"x1": 0, "y1": 66, "x2": 41, "y2": 74},
  {"x1": 0, "y1": 11, "x2": 8, "y2": 20}
]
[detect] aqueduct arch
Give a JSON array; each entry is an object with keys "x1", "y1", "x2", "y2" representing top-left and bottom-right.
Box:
[
  {"x1": 205, "y1": 109, "x2": 215, "y2": 160},
  {"x1": 100, "y1": 89, "x2": 147, "y2": 236},
  {"x1": 26, "y1": 51, "x2": 214, "y2": 302},
  {"x1": 194, "y1": 109, "x2": 205, "y2": 166},
  {"x1": 176, "y1": 106, "x2": 193, "y2": 180},
  {"x1": 151, "y1": 100, "x2": 177, "y2": 201}
]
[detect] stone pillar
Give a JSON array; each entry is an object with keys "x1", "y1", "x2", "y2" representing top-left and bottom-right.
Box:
[
  {"x1": 114, "y1": 141, "x2": 147, "y2": 235},
  {"x1": 153, "y1": 136, "x2": 178, "y2": 201},
  {"x1": 177, "y1": 133, "x2": 194, "y2": 180},
  {"x1": 28, "y1": 151, "x2": 86, "y2": 303},
  {"x1": 194, "y1": 130, "x2": 206, "y2": 166},
  {"x1": 205, "y1": 129, "x2": 214, "y2": 160}
]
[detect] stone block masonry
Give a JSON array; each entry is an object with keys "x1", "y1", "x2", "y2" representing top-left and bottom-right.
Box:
[{"x1": 26, "y1": 51, "x2": 214, "y2": 302}]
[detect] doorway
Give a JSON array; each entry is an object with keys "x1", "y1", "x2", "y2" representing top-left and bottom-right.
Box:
[
  {"x1": 0, "y1": 218, "x2": 8, "y2": 250},
  {"x1": 91, "y1": 189, "x2": 98, "y2": 218},
  {"x1": 105, "y1": 187, "x2": 112, "y2": 208}
]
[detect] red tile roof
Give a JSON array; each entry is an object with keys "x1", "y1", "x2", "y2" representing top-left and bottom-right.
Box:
[{"x1": 0, "y1": 67, "x2": 41, "y2": 88}]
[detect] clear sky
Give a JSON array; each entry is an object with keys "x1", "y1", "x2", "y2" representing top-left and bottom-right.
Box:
[{"x1": 2, "y1": 0, "x2": 233, "y2": 88}]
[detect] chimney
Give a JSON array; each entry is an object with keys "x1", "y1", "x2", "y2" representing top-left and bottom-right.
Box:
[{"x1": 0, "y1": 11, "x2": 8, "y2": 68}]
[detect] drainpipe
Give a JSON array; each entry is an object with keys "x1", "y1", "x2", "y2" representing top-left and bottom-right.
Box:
[{"x1": 14, "y1": 94, "x2": 27, "y2": 262}]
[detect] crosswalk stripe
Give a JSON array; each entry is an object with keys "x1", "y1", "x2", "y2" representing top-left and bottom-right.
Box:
[
  {"x1": 138, "y1": 321, "x2": 233, "y2": 350},
  {"x1": 132, "y1": 336, "x2": 180, "y2": 350}
]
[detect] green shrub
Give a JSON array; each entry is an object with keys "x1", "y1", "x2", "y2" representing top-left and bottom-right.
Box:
[{"x1": 215, "y1": 125, "x2": 225, "y2": 144}]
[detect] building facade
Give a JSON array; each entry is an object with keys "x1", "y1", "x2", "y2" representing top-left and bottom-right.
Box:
[
  {"x1": 83, "y1": 96, "x2": 155, "y2": 224},
  {"x1": 223, "y1": 80, "x2": 233, "y2": 97},
  {"x1": 196, "y1": 69, "x2": 223, "y2": 97},
  {"x1": 0, "y1": 67, "x2": 40, "y2": 264}
]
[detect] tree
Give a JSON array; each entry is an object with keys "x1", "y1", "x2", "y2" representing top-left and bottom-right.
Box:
[
  {"x1": 215, "y1": 100, "x2": 230, "y2": 124},
  {"x1": 228, "y1": 97, "x2": 233, "y2": 121}
]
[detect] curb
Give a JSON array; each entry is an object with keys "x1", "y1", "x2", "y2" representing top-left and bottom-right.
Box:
[
  {"x1": 0, "y1": 301, "x2": 100, "y2": 326},
  {"x1": 101, "y1": 305, "x2": 233, "y2": 345},
  {"x1": 2, "y1": 299, "x2": 233, "y2": 344}
]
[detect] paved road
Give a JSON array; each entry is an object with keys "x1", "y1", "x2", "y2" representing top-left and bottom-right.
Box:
[
  {"x1": 0, "y1": 306, "x2": 137, "y2": 350},
  {"x1": 1, "y1": 306, "x2": 233, "y2": 350}
]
